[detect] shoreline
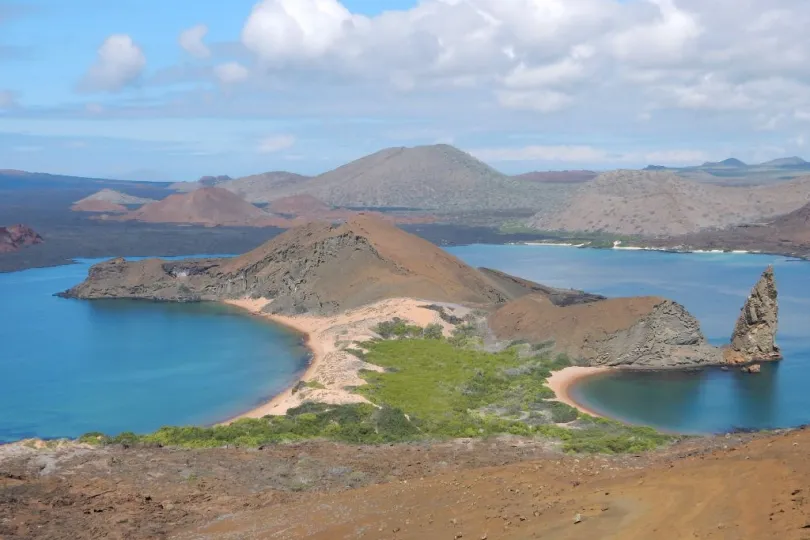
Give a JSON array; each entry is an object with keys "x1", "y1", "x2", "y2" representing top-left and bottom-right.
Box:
[
  {"x1": 220, "y1": 297, "x2": 460, "y2": 423},
  {"x1": 221, "y1": 298, "x2": 330, "y2": 420},
  {"x1": 546, "y1": 366, "x2": 611, "y2": 418}
]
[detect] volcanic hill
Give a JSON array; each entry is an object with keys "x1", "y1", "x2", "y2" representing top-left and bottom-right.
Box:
[
  {"x1": 0, "y1": 225, "x2": 43, "y2": 253},
  {"x1": 529, "y1": 170, "x2": 810, "y2": 236},
  {"x1": 63, "y1": 214, "x2": 517, "y2": 313},
  {"x1": 71, "y1": 189, "x2": 154, "y2": 212},
  {"x1": 223, "y1": 145, "x2": 573, "y2": 212},
  {"x1": 113, "y1": 187, "x2": 285, "y2": 227}
]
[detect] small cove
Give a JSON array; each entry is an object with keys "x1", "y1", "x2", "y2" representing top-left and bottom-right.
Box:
[
  {"x1": 0, "y1": 257, "x2": 309, "y2": 443},
  {"x1": 449, "y1": 245, "x2": 810, "y2": 434}
]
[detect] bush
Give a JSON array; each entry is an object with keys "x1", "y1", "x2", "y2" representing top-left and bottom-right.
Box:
[
  {"x1": 374, "y1": 318, "x2": 423, "y2": 339},
  {"x1": 422, "y1": 323, "x2": 444, "y2": 340}
]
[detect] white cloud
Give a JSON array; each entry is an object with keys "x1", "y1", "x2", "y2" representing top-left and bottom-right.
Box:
[
  {"x1": 496, "y1": 90, "x2": 573, "y2": 112},
  {"x1": 179, "y1": 24, "x2": 210, "y2": 59},
  {"x1": 79, "y1": 35, "x2": 146, "y2": 92},
  {"x1": 257, "y1": 134, "x2": 296, "y2": 153},
  {"x1": 214, "y1": 62, "x2": 250, "y2": 84},
  {"x1": 242, "y1": 0, "x2": 353, "y2": 64},
  {"x1": 471, "y1": 145, "x2": 708, "y2": 165}
]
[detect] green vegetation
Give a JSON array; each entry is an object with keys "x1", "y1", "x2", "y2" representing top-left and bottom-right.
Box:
[
  {"x1": 83, "y1": 327, "x2": 676, "y2": 454},
  {"x1": 498, "y1": 222, "x2": 644, "y2": 249}
]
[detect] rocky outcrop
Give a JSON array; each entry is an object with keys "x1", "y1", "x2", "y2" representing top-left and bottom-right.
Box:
[
  {"x1": 61, "y1": 215, "x2": 516, "y2": 315},
  {"x1": 727, "y1": 266, "x2": 781, "y2": 363},
  {"x1": 0, "y1": 225, "x2": 44, "y2": 253},
  {"x1": 489, "y1": 295, "x2": 723, "y2": 368}
]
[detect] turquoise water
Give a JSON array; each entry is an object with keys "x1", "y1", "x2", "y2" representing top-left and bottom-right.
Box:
[
  {"x1": 0, "y1": 258, "x2": 309, "y2": 443},
  {"x1": 448, "y1": 245, "x2": 810, "y2": 434}
]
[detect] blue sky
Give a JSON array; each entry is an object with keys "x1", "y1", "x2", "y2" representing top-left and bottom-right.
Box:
[{"x1": 1, "y1": 0, "x2": 809, "y2": 181}]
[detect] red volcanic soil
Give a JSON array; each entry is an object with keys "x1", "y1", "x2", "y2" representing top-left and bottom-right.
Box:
[
  {"x1": 516, "y1": 170, "x2": 598, "y2": 183},
  {"x1": 115, "y1": 187, "x2": 289, "y2": 227},
  {"x1": 268, "y1": 194, "x2": 331, "y2": 215},
  {"x1": 71, "y1": 200, "x2": 128, "y2": 213},
  {"x1": 0, "y1": 224, "x2": 44, "y2": 253}
]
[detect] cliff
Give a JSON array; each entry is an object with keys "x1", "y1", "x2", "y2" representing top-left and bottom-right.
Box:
[{"x1": 726, "y1": 266, "x2": 781, "y2": 363}]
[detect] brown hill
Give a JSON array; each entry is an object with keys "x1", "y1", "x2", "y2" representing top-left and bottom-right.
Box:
[
  {"x1": 529, "y1": 170, "x2": 810, "y2": 237},
  {"x1": 0, "y1": 224, "x2": 43, "y2": 253},
  {"x1": 515, "y1": 170, "x2": 597, "y2": 183},
  {"x1": 62, "y1": 214, "x2": 516, "y2": 314},
  {"x1": 225, "y1": 145, "x2": 574, "y2": 212},
  {"x1": 71, "y1": 199, "x2": 128, "y2": 213},
  {"x1": 114, "y1": 187, "x2": 287, "y2": 227},
  {"x1": 268, "y1": 194, "x2": 330, "y2": 215},
  {"x1": 489, "y1": 294, "x2": 723, "y2": 368}
]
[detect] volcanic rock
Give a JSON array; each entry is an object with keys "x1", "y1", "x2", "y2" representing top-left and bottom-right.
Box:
[
  {"x1": 0, "y1": 225, "x2": 44, "y2": 253},
  {"x1": 489, "y1": 294, "x2": 723, "y2": 368},
  {"x1": 61, "y1": 214, "x2": 520, "y2": 315},
  {"x1": 728, "y1": 266, "x2": 781, "y2": 363},
  {"x1": 741, "y1": 364, "x2": 762, "y2": 374}
]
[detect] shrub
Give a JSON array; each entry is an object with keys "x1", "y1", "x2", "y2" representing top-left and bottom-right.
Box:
[{"x1": 422, "y1": 323, "x2": 444, "y2": 340}]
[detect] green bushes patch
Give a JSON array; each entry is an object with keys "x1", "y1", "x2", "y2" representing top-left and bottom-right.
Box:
[{"x1": 83, "y1": 334, "x2": 676, "y2": 454}]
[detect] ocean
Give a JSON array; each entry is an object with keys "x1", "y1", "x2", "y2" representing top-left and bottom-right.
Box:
[{"x1": 0, "y1": 258, "x2": 309, "y2": 443}]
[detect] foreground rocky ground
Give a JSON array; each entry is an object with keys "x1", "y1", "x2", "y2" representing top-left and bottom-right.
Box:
[{"x1": 2, "y1": 429, "x2": 809, "y2": 539}]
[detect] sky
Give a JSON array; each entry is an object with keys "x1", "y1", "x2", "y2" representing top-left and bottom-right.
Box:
[{"x1": 1, "y1": 0, "x2": 810, "y2": 181}]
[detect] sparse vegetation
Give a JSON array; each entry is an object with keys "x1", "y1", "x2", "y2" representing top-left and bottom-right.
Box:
[{"x1": 84, "y1": 332, "x2": 676, "y2": 454}]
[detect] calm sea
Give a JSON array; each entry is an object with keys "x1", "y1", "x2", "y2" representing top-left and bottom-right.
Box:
[
  {"x1": 0, "y1": 258, "x2": 309, "y2": 443},
  {"x1": 449, "y1": 245, "x2": 810, "y2": 434}
]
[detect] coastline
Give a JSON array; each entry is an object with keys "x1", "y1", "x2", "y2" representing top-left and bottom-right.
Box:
[
  {"x1": 546, "y1": 366, "x2": 611, "y2": 418},
  {"x1": 221, "y1": 297, "x2": 459, "y2": 422}
]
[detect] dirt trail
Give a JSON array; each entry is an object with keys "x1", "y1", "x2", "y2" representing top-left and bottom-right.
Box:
[{"x1": 182, "y1": 429, "x2": 810, "y2": 540}]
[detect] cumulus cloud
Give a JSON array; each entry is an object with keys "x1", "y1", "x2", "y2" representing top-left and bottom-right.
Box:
[
  {"x1": 79, "y1": 35, "x2": 146, "y2": 92},
  {"x1": 242, "y1": 0, "x2": 353, "y2": 64},
  {"x1": 179, "y1": 24, "x2": 210, "y2": 58},
  {"x1": 235, "y1": 0, "x2": 810, "y2": 122},
  {"x1": 214, "y1": 62, "x2": 250, "y2": 84},
  {"x1": 257, "y1": 135, "x2": 296, "y2": 153}
]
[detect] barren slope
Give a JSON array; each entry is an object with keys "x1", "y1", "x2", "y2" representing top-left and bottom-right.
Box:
[
  {"x1": 73, "y1": 188, "x2": 154, "y2": 206},
  {"x1": 226, "y1": 145, "x2": 574, "y2": 212},
  {"x1": 529, "y1": 170, "x2": 810, "y2": 236},
  {"x1": 217, "y1": 171, "x2": 311, "y2": 203},
  {"x1": 114, "y1": 187, "x2": 285, "y2": 227}
]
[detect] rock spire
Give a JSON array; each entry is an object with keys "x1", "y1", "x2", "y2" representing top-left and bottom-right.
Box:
[{"x1": 727, "y1": 266, "x2": 781, "y2": 363}]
